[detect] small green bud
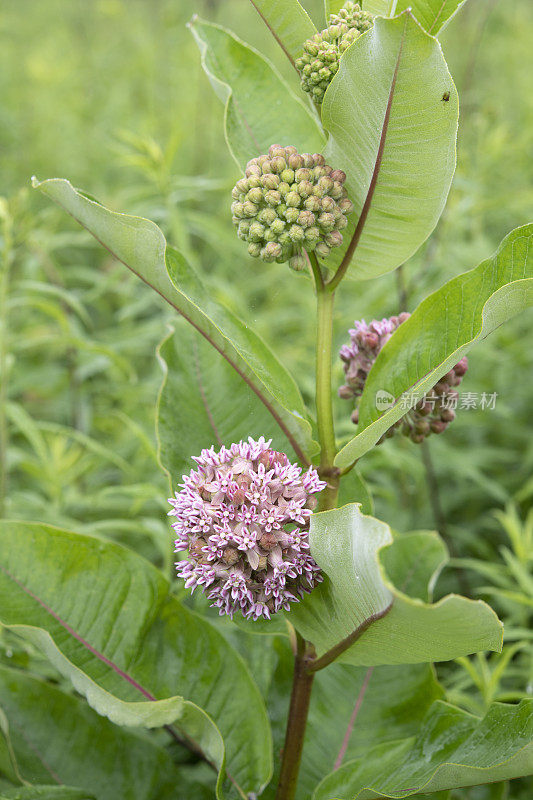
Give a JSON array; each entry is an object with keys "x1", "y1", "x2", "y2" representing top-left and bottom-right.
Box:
[
  {"x1": 278, "y1": 182, "x2": 291, "y2": 197},
  {"x1": 286, "y1": 191, "x2": 301, "y2": 208},
  {"x1": 243, "y1": 201, "x2": 258, "y2": 217},
  {"x1": 315, "y1": 242, "x2": 331, "y2": 258},
  {"x1": 304, "y1": 226, "x2": 320, "y2": 243},
  {"x1": 280, "y1": 169, "x2": 295, "y2": 184},
  {"x1": 297, "y1": 180, "x2": 314, "y2": 198},
  {"x1": 318, "y1": 212, "x2": 336, "y2": 231},
  {"x1": 247, "y1": 187, "x2": 263, "y2": 204},
  {"x1": 289, "y1": 225, "x2": 305, "y2": 243},
  {"x1": 330, "y1": 181, "x2": 344, "y2": 199},
  {"x1": 268, "y1": 144, "x2": 286, "y2": 159},
  {"x1": 337, "y1": 214, "x2": 348, "y2": 230},
  {"x1": 238, "y1": 221, "x2": 251, "y2": 239},
  {"x1": 258, "y1": 207, "x2": 277, "y2": 225},
  {"x1": 304, "y1": 196, "x2": 321, "y2": 213},
  {"x1": 338, "y1": 197, "x2": 354, "y2": 214},
  {"x1": 289, "y1": 253, "x2": 307, "y2": 271},
  {"x1": 325, "y1": 230, "x2": 343, "y2": 248},
  {"x1": 261, "y1": 173, "x2": 280, "y2": 190},
  {"x1": 288, "y1": 153, "x2": 304, "y2": 170},
  {"x1": 248, "y1": 221, "x2": 265, "y2": 241},
  {"x1": 261, "y1": 242, "x2": 283, "y2": 262},
  {"x1": 248, "y1": 242, "x2": 261, "y2": 258},
  {"x1": 232, "y1": 201, "x2": 244, "y2": 218},
  {"x1": 263, "y1": 227, "x2": 277, "y2": 242},
  {"x1": 264, "y1": 190, "x2": 281, "y2": 206},
  {"x1": 284, "y1": 207, "x2": 300, "y2": 224},
  {"x1": 270, "y1": 156, "x2": 287, "y2": 174},
  {"x1": 298, "y1": 210, "x2": 315, "y2": 228},
  {"x1": 270, "y1": 218, "x2": 286, "y2": 236}
]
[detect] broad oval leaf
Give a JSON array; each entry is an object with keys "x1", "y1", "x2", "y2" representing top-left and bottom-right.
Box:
[
  {"x1": 0, "y1": 666, "x2": 185, "y2": 800},
  {"x1": 365, "y1": 0, "x2": 469, "y2": 35},
  {"x1": 288, "y1": 505, "x2": 502, "y2": 666},
  {"x1": 335, "y1": 223, "x2": 533, "y2": 467},
  {"x1": 32, "y1": 177, "x2": 318, "y2": 466},
  {"x1": 313, "y1": 698, "x2": 533, "y2": 799},
  {"x1": 248, "y1": 0, "x2": 317, "y2": 63},
  {"x1": 157, "y1": 322, "x2": 296, "y2": 479},
  {"x1": 189, "y1": 17, "x2": 324, "y2": 168},
  {"x1": 322, "y1": 12, "x2": 458, "y2": 280},
  {"x1": 0, "y1": 521, "x2": 272, "y2": 799}
]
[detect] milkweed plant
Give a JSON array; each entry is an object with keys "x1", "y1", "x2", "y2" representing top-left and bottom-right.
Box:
[{"x1": 4, "y1": 1, "x2": 531, "y2": 799}]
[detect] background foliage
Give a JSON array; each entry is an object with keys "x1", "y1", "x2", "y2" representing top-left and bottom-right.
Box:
[{"x1": 0, "y1": 0, "x2": 532, "y2": 798}]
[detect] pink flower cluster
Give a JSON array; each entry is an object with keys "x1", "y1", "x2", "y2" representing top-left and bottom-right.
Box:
[
  {"x1": 339, "y1": 314, "x2": 469, "y2": 442},
  {"x1": 339, "y1": 315, "x2": 409, "y2": 405},
  {"x1": 168, "y1": 437, "x2": 326, "y2": 621}
]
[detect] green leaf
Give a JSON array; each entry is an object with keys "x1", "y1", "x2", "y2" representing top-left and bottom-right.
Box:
[
  {"x1": 322, "y1": 12, "x2": 458, "y2": 280},
  {"x1": 189, "y1": 17, "x2": 324, "y2": 168},
  {"x1": 335, "y1": 223, "x2": 533, "y2": 467},
  {"x1": 360, "y1": 0, "x2": 467, "y2": 35},
  {"x1": 301, "y1": 662, "x2": 444, "y2": 796},
  {"x1": 157, "y1": 322, "x2": 296, "y2": 479},
  {"x1": 248, "y1": 0, "x2": 317, "y2": 62},
  {"x1": 32, "y1": 177, "x2": 317, "y2": 466},
  {"x1": 0, "y1": 665, "x2": 183, "y2": 800},
  {"x1": 313, "y1": 698, "x2": 533, "y2": 799},
  {"x1": 0, "y1": 789, "x2": 94, "y2": 800},
  {"x1": 0, "y1": 521, "x2": 272, "y2": 798},
  {"x1": 337, "y1": 469, "x2": 374, "y2": 516},
  {"x1": 287, "y1": 505, "x2": 502, "y2": 666}
]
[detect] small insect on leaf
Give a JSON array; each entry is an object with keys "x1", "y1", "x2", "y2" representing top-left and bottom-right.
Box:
[{"x1": 442, "y1": 91, "x2": 450, "y2": 102}]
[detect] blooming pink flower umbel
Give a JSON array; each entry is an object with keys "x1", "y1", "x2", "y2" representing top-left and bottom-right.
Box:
[{"x1": 168, "y1": 437, "x2": 326, "y2": 620}]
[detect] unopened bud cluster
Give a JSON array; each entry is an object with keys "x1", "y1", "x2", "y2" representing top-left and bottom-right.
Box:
[
  {"x1": 231, "y1": 145, "x2": 354, "y2": 269},
  {"x1": 168, "y1": 437, "x2": 326, "y2": 620},
  {"x1": 339, "y1": 314, "x2": 469, "y2": 443},
  {"x1": 296, "y1": 2, "x2": 373, "y2": 104}
]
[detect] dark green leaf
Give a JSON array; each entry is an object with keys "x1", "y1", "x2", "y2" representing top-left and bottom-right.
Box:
[
  {"x1": 189, "y1": 17, "x2": 324, "y2": 167},
  {"x1": 0, "y1": 665, "x2": 183, "y2": 800},
  {"x1": 313, "y1": 699, "x2": 533, "y2": 798},
  {"x1": 322, "y1": 13, "x2": 458, "y2": 280},
  {"x1": 335, "y1": 224, "x2": 533, "y2": 467},
  {"x1": 0, "y1": 521, "x2": 272, "y2": 798},
  {"x1": 288, "y1": 505, "x2": 502, "y2": 666},
  {"x1": 32, "y1": 177, "x2": 317, "y2": 465}
]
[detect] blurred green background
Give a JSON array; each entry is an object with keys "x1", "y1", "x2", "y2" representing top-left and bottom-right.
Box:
[{"x1": 0, "y1": 0, "x2": 532, "y2": 794}]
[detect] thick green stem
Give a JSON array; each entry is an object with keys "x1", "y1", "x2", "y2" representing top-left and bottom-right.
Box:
[
  {"x1": 275, "y1": 632, "x2": 316, "y2": 800},
  {"x1": 311, "y1": 255, "x2": 340, "y2": 510}
]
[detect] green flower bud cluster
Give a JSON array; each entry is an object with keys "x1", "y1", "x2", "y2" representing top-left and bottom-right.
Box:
[
  {"x1": 295, "y1": 2, "x2": 373, "y2": 104},
  {"x1": 231, "y1": 145, "x2": 354, "y2": 269}
]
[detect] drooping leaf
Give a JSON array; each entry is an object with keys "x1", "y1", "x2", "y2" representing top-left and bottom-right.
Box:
[
  {"x1": 0, "y1": 666, "x2": 184, "y2": 800},
  {"x1": 33, "y1": 177, "x2": 318, "y2": 466},
  {"x1": 0, "y1": 521, "x2": 272, "y2": 799},
  {"x1": 248, "y1": 0, "x2": 317, "y2": 62},
  {"x1": 156, "y1": 322, "x2": 295, "y2": 480},
  {"x1": 313, "y1": 698, "x2": 533, "y2": 799},
  {"x1": 383, "y1": 0, "x2": 468, "y2": 35},
  {"x1": 189, "y1": 17, "x2": 324, "y2": 168},
  {"x1": 287, "y1": 505, "x2": 502, "y2": 666},
  {"x1": 322, "y1": 12, "x2": 458, "y2": 280},
  {"x1": 335, "y1": 223, "x2": 533, "y2": 468}
]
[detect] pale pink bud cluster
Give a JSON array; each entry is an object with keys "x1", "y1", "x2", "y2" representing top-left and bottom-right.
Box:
[
  {"x1": 339, "y1": 314, "x2": 469, "y2": 442},
  {"x1": 168, "y1": 437, "x2": 326, "y2": 620}
]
